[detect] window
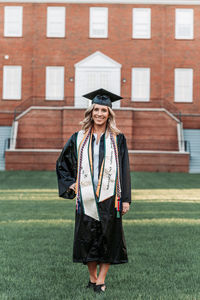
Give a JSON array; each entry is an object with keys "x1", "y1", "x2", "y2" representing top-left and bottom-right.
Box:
[
  {"x1": 175, "y1": 9, "x2": 193, "y2": 39},
  {"x1": 3, "y1": 66, "x2": 22, "y2": 100},
  {"x1": 174, "y1": 69, "x2": 193, "y2": 102},
  {"x1": 46, "y1": 67, "x2": 64, "y2": 100},
  {"x1": 47, "y1": 7, "x2": 66, "y2": 38},
  {"x1": 132, "y1": 8, "x2": 151, "y2": 39},
  {"x1": 90, "y1": 7, "x2": 108, "y2": 38},
  {"x1": 132, "y1": 68, "x2": 150, "y2": 101},
  {"x1": 4, "y1": 6, "x2": 23, "y2": 37}
]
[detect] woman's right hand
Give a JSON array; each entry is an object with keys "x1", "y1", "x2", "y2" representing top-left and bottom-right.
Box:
[{"x1": 69, "y1": 183, "x2": 76, "y2": 191}]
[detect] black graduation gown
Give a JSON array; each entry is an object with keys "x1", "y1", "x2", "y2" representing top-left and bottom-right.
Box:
[{"x1": 56, "y1": 132, "x2": 131, "y2": 265}]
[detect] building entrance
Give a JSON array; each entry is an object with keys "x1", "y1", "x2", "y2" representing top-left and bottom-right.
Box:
[{"x1": 74, "y1": 51, "x2": 121, "y2": 108}]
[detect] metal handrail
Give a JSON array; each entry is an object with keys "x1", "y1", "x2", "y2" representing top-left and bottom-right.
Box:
[
  {"x1": 3, "y1": 138, "x2": 10, "y2": 158},
  {"x1": 184, "y1": 140, "x2": 191, "y2": 155},
  {"x1": 14, "y1": 96, "x2": 182, "y2": 120}
]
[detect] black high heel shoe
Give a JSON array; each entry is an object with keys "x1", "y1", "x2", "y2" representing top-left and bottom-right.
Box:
[
  {"x1": 86, "y1": 281, "x2": 96, "y2": 289},
  {"x1": 94, "y1": 284, "x2": 106, "y2": 293}
]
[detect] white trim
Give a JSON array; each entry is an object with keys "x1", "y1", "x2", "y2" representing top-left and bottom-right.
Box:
[
  {"x1": 177, "y1": 122, "x2": 185, "y2": 152},
  {"x1": 15, "y1": 106, "x2": 85, "y2": 120},
  {"x1": 1, "y1": 1, "x2": 200, "y2": 5},
  {"x1": 129, "y1": 150, "x2": 189, "y2": 154},
  {"x1": 6, "y1": 149, "x2": 61, "y2": 152},
  {"x1": 75, "y1": 51, "x2": 121, "y2": 68},
  {"x1": 10, "y1": 121, "x2": 18, "y2": 150},
  {"x1": 15, "y1": 106, "x2": 180, "y2": 123},
  {"x1": 6, "y1": 149, "x2": 189, "y2": 154}
]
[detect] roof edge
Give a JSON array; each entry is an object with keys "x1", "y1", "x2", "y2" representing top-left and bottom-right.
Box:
[{"x1": 1, "y1": 0, "x2": 200, "y2": 5}]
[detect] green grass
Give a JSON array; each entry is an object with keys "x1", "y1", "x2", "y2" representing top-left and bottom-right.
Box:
[{"x1": 0, "y1": 171, "x2": 200, "y2": 300}]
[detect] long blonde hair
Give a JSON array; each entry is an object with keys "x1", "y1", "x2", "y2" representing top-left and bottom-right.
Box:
[{"x1": 80, "y1": 104, "x2": 121, "y2": 135}]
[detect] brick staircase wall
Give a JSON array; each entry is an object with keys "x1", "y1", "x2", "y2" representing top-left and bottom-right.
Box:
[
  {"x1": 132, "y1": 110, "x2": 178, "y2": 151},
  {"x1": 5, "y1": 106, "x2": 189, "y2": 172},
  {"x1": 15, "y1": 108, "x2": 134, "y2": 149},
  {"x1": 15, "y1": 108, "x2": 178, "y2": 151},
  {"x1": 16, "y1": 109, "x2": 63, "y2": 149}
]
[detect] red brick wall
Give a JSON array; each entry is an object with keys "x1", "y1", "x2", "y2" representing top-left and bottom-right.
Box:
[
  {"x1": 5, "y1": 150, "x2": 189, "y2": 172},
  {"x1": 15, "y1": 107, "x2": 178, "y2": 151},
  {"x1": 5, "y1": 150, "x2": 60, "y2": 171},
  {"x1": 132, "y1": 110, "x2": 179, "y2": 150},
  {"x1": 0, "y1": 3, "x2": 200, "y2": 128},
  {"x1": 16, "y1": 109, "x2": 63, "y2": 149},
  {"x1": 130, "y1": 152, "x2": 189, "y2": 172}
]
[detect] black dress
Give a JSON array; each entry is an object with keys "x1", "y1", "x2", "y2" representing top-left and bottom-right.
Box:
[{"x1": 56, "y1": 132, "x2": 131, "y2": 265}]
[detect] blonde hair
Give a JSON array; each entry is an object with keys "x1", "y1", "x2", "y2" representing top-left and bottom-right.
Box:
[{"x1": 80, "y1": 104, "x2": 121, "y2": 135}]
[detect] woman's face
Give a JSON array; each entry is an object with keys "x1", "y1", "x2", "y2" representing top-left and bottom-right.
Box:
[{"x1": 92, "y1": 104, "x2": 109, "y2": 127}]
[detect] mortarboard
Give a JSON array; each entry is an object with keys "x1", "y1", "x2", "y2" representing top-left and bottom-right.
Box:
[{"x1": 82, "y1": 88, "x2": 123, "y2": 108}]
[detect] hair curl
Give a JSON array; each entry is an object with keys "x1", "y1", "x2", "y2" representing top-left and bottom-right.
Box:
[{"x1": 80, "y1": 104, "x2": 121, "y2": 135}]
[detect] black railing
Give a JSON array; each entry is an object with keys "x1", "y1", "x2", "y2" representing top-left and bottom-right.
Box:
[
  {"x1": 14, "y1": 96, "x2": 73, "y2": 120},
  {"x1": 184, "y1": 140, "x2": 191, "y2": 154},
  {"x1": 3, "y1": 138, "x2": 10, "y2": 157},
  {"x1": 13, "y1": 96, "x2": 182, "y2": 121},
  {"x1": 4, "y1": 137, "x2": 181, "y2": 152}
]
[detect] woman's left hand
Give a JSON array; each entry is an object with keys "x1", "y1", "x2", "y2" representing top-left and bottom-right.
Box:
[{"x1": 122, "y1": 202, "x2": 130, "y2": 215}]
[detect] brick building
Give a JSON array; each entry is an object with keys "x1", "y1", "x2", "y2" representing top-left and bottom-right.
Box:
[{"x1": 0, "y1": 0, "x2": 200, "y2": 172}]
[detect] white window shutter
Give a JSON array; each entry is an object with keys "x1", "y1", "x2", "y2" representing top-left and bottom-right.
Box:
[
  {"x1": 175, "y1": 9, "x2": 193, "y2": 39},
  {"x1": 46, "y1": 67, "x2": 64, "y2": 100},
  {"x1": 133, "y1": 8, "x2": 151, "y2": 39},
  {"x1": 4, "y1": 6, "x2": 23, "y2": 37},
  {"x1": 3, "y1": 66, "x2": 22, "y2": 100},
  {"x1": 175, "y1": 69, "x2": 193, "y2": 102},
  {"x1": 47, "y1": 7, "x2": 66, "y2": 37},
  {"x1": 90, "y1": 7, "x2": 108, "y2": 38},
  {"x1": 132, "y1": 68, "x2": 150, "y2": 101}
]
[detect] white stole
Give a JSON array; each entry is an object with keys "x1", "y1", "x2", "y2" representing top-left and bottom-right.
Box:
[{"x1": 76, "y1": 129, "x2": 120, "y2": 221}]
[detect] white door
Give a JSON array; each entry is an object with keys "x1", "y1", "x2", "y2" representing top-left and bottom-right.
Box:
[
  {"x1": 74, "y1": 52, "x2": 122, "y2": 108},
  {"x1": 75, "y1": 68, "x2": 121, "y2": 108}
]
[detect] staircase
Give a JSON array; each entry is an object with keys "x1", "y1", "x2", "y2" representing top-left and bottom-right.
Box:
[
  {"x1": 0, "y1": 126, "x2": 11, "y2": 170},
  {"x1": 183, "y1": 129, "x2": 200, "y2": 173}
]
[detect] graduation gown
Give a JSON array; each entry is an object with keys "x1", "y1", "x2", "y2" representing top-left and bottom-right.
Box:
[{"x1": 56, "y1": 132, "x2": 131, "y2": 265}]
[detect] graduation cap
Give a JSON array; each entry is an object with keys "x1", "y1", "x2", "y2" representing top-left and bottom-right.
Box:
[{"x1": 82, "y1": 88, "x2": 123, "y2": 108}]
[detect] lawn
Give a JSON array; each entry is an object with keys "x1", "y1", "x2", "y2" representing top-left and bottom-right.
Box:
[{"x1": 0, "y1": 171, "x2": 200, "y2": 300}]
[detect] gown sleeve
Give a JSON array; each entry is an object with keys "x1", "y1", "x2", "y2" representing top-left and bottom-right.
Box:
[
  {"x1": 118, "y1": 134, "x2": 131, "y2": 204},
  {"x1": 56, "y1": 133, "x2": 78, "y2": 199}
]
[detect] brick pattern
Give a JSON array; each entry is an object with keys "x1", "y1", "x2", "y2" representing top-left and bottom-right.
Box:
[
  {"x1": 130, "y1": 152, "x2": 189, "y2": 172},
  {"x1": 0, "y1": 3, "x2": 200, "y2": 129},
  {"x1": 5, "y1": 150, "x2": 189, "y2": 173},
  {"x1": 132, "y1": 111, "x2": 179, "y2": 150},
  {"x1": 14, "y1": 108, "x2": 178, "y2": 151},
  {"x1": 5, "y1": 151, "x2": 59, "y2": 171}
]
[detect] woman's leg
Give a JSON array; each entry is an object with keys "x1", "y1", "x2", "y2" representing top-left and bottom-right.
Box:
[
  {"x1": 96, "y1": 263, "x2": 110, "y2": 286},
  {"x1": 87, "y1": 261, "x2": 98, "y2": 283}
]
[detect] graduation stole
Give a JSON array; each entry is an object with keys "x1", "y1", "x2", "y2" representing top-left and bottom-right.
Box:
[{"x1": 76, "y1": 128, "x2": 121, "y2": 221}]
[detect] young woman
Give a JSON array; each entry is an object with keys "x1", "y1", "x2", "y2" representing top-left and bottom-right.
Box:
[{"x1": 56, "y1": 88, "x2": 131, "y2": 293}]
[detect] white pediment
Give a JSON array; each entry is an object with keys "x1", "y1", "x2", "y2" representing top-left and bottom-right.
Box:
[{"x1": 75, "y1": 51, "x2": 121, "y2": 68}]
